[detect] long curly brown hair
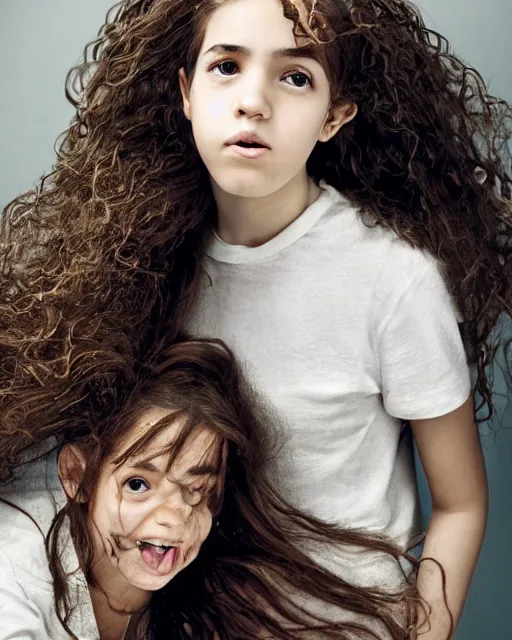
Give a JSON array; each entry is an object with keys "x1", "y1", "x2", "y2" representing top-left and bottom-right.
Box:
[
  {"x1": 46, "y1": 339, "x2": 422, "y2": 639},
  {"x1": 0, "y1": 0, "x2": 510, "y2": 472}
]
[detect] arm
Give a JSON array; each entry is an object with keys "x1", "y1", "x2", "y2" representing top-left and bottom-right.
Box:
[
  {"x1": 0, "y1": 547, "x2": 52, "y2": 640},
  {"x1": 411, "y1": 396, "x2": 488, "y2": 639}
]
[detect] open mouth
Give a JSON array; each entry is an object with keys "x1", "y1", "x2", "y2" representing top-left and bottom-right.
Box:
[
  {"x1": 234, "y1": 141, "x2": 267, "y2": 149},
  {"x1": 225, "y1": 132, "x2": 270, "y2": 154},
  {"x1": 227, "y1": 140, "x2": 270, "y2": 159},
  {"x1": 136, "y1": 540, "x2": 179, "y2": 574}
]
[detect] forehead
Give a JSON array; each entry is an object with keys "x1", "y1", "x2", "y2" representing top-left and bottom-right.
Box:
[
  {"x1": 200, "y1": 0, "x2": 298, "y2": 54},
  {"x1": 119, "y1": 408, "x2": 220, "y2": 470}
]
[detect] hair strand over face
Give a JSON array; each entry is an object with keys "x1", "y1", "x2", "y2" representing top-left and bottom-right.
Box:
[{"x1": 42, "y1": 339, "x2": 424, "y2": 638}]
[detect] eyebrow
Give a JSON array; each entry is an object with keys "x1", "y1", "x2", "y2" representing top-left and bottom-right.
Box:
[
  {"x1": 127, "y1": 461, "x2": 219, "y2": 477},
  {"x1": 203, "y1": 43, "x2": 321, "y2": 64},
  {"x1": 184, "y1": 463, "x2": 219, "y2": 477},
  {"x1": 128, "y1": 461, "x2": 159, "y2": 473}
]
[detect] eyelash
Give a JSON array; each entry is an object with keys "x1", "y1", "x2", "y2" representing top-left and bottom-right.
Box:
[
  {"x1": 125, "y1": 477, "x2": 150, "y2": 494},
  {"x1": 124, "y1": 476, "x2": 207, "y2": 500},
  {"x1": 210, "y1": 59, "x2": 312, "y2": 89}
]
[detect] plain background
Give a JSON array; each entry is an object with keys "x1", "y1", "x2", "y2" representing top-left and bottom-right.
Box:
[{"x1": 1, "y1": 2, "x2": 511, "y2": 638}]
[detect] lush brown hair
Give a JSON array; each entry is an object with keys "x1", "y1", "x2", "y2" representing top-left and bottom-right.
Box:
[
  {"x1": 0, "y1": 0, "x2": 510, "y2": 480},
  {"x1": 47, "y1": 339, "x2": 422, "y2": 639}
]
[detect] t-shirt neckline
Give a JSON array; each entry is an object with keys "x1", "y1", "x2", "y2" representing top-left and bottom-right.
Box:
[{"x1": 206, "y1": 181, "x2": 344, "y2": 264}]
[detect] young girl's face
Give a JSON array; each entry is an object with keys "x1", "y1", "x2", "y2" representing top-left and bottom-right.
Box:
[
  {"x1": 180, "y1": 0, "x2": 344, "y2": 200},
  {"x1": 89, "y1": 409, "x2": 222, "y2": 592}
]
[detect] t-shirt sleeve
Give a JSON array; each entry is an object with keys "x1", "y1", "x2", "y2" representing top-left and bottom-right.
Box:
[
  {"x1": 0, "y1": 547, "x2": 51, "y2": 640},
  {"x1": 376, "y1": 258, "x2": 471, "y2": 420}
]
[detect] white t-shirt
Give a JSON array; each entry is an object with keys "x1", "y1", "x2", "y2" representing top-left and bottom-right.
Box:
[
  {"x1": 186, "y1": 181, "x2": 471, "y2": 585},
  {"x1": 0, "y1": 446, "x2": 100, "y2": 640}
]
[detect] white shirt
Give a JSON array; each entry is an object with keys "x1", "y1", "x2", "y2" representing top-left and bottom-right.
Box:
[
  {"x1": 0, "y1": 445, "x2": 99, "y2": 640},
  {"x1": 186, "y1": 182, "x2": 471, "y2": 586}
]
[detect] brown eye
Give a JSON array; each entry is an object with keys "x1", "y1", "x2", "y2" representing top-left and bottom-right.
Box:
[
  {"x1": 125, "y1": 477, "x2": 149, "y2": 493},
  {"x1": 213, "y1": 60, "x2": 238, "y2": 76},
  {"x1": 284, "y1": 72, "x2": 311, "y2": 88}
]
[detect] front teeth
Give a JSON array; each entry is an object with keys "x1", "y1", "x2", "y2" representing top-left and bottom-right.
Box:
[{"x1": 136, "y1": 539, "x2": 175, "y2": 549}]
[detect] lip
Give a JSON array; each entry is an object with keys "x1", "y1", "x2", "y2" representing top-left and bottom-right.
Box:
[
  {"x1": 224, "y1": 131, "x2": 271, "y2": 160},
  {"x1": 138, "y1": 542, "x2": 181, "y2": 576},
  {"x1": 136, "y1": 537, "x2": 180, "y2": 547},
  {"x1": 225, "y1": 132, "x2": 270, "y2": 148},
  {"x1": 228, "y1": 145, "x2": 269, "y2": 159}
]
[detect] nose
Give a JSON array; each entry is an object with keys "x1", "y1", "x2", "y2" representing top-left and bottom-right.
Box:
[
  {"x1": 151, "y1": 487, "x2": 194, "y2": 530},
  {"x1": 154, "y1": 504, "x2": 192, "y2": 530},
  {"x1": 232, "y1": 70, "x2": 271, "y2": 121}
]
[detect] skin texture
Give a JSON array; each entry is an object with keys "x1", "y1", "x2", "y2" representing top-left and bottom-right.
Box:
[
  {"x1": 179, "y1": 0, "x2": 356, "y2": 246},
  {"x1": 59, "y1": 411, "x2": 220, "y2": 634},
  {"x1": 412, "y1": 397, "x2": 488, "y2": 639}
]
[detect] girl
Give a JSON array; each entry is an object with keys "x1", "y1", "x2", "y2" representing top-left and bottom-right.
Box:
[
  {"x1": 0, "y1": 339, "x2": 422, "y2": 639},
  {"x1": 0, "y1": 0, "x2": 510, "y2": 636}
]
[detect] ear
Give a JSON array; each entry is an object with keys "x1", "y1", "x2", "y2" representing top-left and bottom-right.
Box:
[
  {"x1": 179, "y1": 68, "x2": 192, "y2": 121},
  {"x1": 318, "y1": 102, "x2": 358, "y2": 142},
  {"x1": 58, "y1": 445, "x2": 87, "y2": 502}
]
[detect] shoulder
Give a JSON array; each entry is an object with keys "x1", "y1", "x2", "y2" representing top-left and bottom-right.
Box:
[
  {"x1": 0, "y1": 491, "x2": 61, "y2": 639},
  {"x1": 315, "y1": 186, "x2": 452, "y2": 320},
  {"x1": 0, "y1": 542, "x2": 57, "y2": 640},
  {"x1": 382, "y1": 236, "x2": 441, "y2": 282},
  {"x1": 0, "y1": 449, "x2": 64, "y2": 588},
  {"x1": 0, "y1": 491, "x2": 56, "y2": 585},
  {"x1": 322, "y1": 184, "x2": 437, "y2": 282},
  {"x1": 370, "y1": 233, "x2": 452, "y2": 319}
]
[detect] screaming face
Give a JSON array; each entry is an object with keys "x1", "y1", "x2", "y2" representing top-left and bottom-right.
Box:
[{"x1": 89, "y1": 409, "x2": 222, "y2": 592}]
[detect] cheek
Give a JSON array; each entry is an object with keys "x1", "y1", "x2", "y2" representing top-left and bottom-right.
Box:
[
  {"x1": 285, "y1": 113, "x2": 330, "y2": 163},
  {"x1": 90, "y1": 487, "x2": 117, "y2": 532},
  {"x1": 204, "y1": 94, "x2": 227, "y2": 120},
  {"x1": 191, "y1": 508, "x2": 213, "y2": 547},
  {"x1": 90, "y1": 488, "x2": 140, "y2": 539},
  {"x1": 90, "y1": 507, "x2": 121, "y2": 547},
  {"x1": 190, "y1": 92, "x2": 228, "y2": 145},
  {"x1": 287, "y1": 99, "x2": 329, "y2": 135},
  {"x1": 118, "y1": 499, "x2": 153, "y2": 535},
  {"x1": 190, "y1": 80, "x2": 221, "y2": 117}
]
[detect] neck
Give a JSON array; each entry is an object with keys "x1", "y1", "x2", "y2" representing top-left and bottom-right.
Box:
[
  {"x1": 89, "y1": 549, "x2": 151, "y2": 633},
  {"x1": 213, "y1": 171, "x2": 321, "y2": 247},
  {"x1": 90, "y1": 553, "x2": 151, "y2": 613}
]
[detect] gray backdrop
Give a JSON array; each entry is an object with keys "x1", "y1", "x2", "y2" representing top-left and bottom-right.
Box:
[{"x1": 1, "y1": 2, "x2": 511, "y2": 638}]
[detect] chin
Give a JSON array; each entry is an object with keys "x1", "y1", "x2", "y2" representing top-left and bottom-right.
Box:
[
  {"x1": 122, "y1": 569, "x2": 176, "y2": 592},
  {"x1": 213, "y1": 172, "x2": 286, "y2": 200}
]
